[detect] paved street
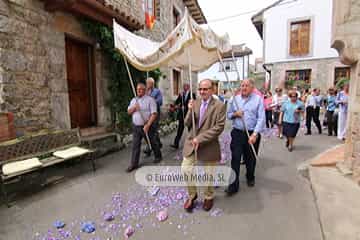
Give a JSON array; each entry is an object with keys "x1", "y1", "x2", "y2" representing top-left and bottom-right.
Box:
[{"x1": 0, "y1": 124, "x2": 341, "y2": 240}]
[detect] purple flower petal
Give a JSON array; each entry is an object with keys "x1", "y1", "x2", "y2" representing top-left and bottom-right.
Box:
[
  {"x1": 156, "y1": 210, "x2": 168, "y2": 222},
  {"x1": 124, "y1": 226, "x2": 135, "y2": 238}
]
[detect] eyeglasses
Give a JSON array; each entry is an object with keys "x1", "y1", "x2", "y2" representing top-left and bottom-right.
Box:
[
  {"x1": 290, "y1": 95, "x2": 297, "y2": 98},
  {"x1": 198, "y1": 88, "x2": 210, "y2": 91}
]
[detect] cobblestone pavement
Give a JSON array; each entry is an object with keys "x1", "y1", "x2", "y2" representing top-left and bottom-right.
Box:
[{"x1": 0, "y1": 123, "x2": 340, "y2": 240}]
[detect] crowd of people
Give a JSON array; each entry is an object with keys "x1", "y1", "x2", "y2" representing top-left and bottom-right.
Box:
[
  {"x1": 259, "y1": 84, "x2": 349, "y2": 151},
  {"x1": 126, "y1": 76, "x2": 349, "y2": 212}
]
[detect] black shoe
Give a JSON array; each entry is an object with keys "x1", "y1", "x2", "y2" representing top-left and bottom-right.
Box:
[
  {"x1": 154, "y1": 156, "x2": 162, "y2": 163},
  {"x1": 225, "y1": 187, "x2": 238, "y2": 196},
  {"x1": 286, "y1": 140, "x2": 289, "y2": 148},
  {"x1": 328, "y1": 133, "x2": 332, "y2": 136},
  {"x1": 160, "y1": 143, "x2": 163, "y2": 148},
  {"x1": 247, "y1": 180, "x2": 255, "y2": 187},
  {"x1": 305, "y1": 132, "x2": 312, "y2": 135},
  {"x1": 288, "y1": 146, "x2": 293, "y2": 152},
  {"x1": 143, "y1": 149, "x2": 151, "y2": 157},
  {"x1": 170, "y1": 144, "x2": 179, "y2": 149}
]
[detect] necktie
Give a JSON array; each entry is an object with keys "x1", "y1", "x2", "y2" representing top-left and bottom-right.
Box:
[{"x1": 199, "y1": 101, "x2": 208, "y2": 128}]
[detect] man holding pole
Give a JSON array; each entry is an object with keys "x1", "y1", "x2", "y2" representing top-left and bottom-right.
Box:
[
  {"x1": 225, "y1": 79, "x2": 265, "y2": 195},
  {"x1": 181, "y1": 79, "x2": 226, "y2": 212},
  {"x1": 127, "y1": 83, "x2": 162, "y2": 173},
  {"x1": 143, "y1": 77, "x2": 163, "y2": 156}
]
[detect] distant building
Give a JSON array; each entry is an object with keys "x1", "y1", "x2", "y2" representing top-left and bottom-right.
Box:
[
  {"x1": 198, "y1": 44, "x2": 252, "y2": 91},
  {"x1": 253, "y1": 58, "x2": 266, "y2": 89},
  {"x1": 254, "y1": 58, "x2": 265, "y2": 73},
  {"x1": 252, "y1": 0, "x2": 350, "y2": 92}
]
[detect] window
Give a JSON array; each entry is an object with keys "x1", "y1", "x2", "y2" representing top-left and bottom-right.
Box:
[
  {"x1": 173, "y1": 69, "x2": 181, "y2": 96},
  {"x1": 290, "y1": 20, "x2": 310, "y2": 56},
  {"x1": 334, "y1": 67, "x2": 350, "y2": 86},
  {"x1": 285, "y1": 69, "x2": 311, "y2": 89},
  {"x1": 219, "y1": 61, "x2": 236, "y2": 72},
  {"x1": 145, "y1": 0, "x2": 154, "y2": 16},
  {"x1": 155, "y1": 0, "x2": 160, "y2": 20},
  {"x1": 173, "y1": 7, "x2": 180, "y2": 29},
  {"x1": 144, "y1": 0, "x2": 159, "y2": 20}
]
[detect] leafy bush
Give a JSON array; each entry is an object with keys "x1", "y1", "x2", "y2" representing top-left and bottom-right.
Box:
[{"x1": 80, "y1": 19, "x2": 162, "y2": 131}]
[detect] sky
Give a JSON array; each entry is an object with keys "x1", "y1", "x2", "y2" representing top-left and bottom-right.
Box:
[{"x1": 198, "y1": 0, "x2": 276, "y2": 64}]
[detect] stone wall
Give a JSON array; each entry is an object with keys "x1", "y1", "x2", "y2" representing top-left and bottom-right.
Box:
[
  {"x1": 0, "y1": 0, "x2": 198, "y2": 135},
  {"x1": 0, "y1": 0, "x2": 112, "y2": 135},
  {"x1": 105, "y1": 0, "x2": 144, "y2": 25},
  {"x1": 0, "y1": 0, "x2": 59, "y2": 134},
  {"x1": 268, "y1": 57, "x2": 348, "y2": 92},
  {"x1": 332, "y1": 0, "x2": 360, "y2": 184},
  {"x1": 137, "y1": 0, "x2": 198, "y2": 106}
]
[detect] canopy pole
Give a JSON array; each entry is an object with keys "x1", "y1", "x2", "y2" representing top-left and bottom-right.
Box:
[
  {"x1": 231, "y1": 51, "x2": 241, "y2": 82},
  {"x1": 180, "y1": 69, "x2": 185, "y2": 122},
  {"x1": 123, "y1": 56, "x2": 152, "y2": 151},
  {"x1": 187, "y1": 49, "x2": 198, "y2": 161},
  {"x1": 217, "y1": 50, "x2": 258, "y2": 162}
]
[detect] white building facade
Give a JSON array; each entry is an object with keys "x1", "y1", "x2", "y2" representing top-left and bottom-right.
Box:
[
  {"x1": 198, "y1": 45, "x2": 252, "y2": 91},
  {"x1": 252, "y1": 0, "x2": 350, "y2": 92}
]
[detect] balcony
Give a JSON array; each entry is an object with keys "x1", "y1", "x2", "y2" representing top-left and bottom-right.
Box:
[{"x1": 43, "y1": 0, "x2": 144, "y2": 31}]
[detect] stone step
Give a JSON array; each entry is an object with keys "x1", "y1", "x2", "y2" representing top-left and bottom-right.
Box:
[{"x1": 80, "y1": 126, "x2": 108, "y2": 137}]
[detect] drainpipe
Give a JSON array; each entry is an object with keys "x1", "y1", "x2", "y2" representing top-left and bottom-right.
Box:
[{"x1": 263, "y1": 63, "x2": 271, "y2": 90}]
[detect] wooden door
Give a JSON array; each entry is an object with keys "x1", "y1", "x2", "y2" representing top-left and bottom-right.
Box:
[
  {"x1": 65, "y1": 37, "x2": 96, "y2": 128},
  {"x1": 173, "y1": 69, "x2": 181, "y2": 96}
]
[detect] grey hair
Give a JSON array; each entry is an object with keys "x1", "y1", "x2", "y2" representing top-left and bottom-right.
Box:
[
  {"x1": 199, "y1": 79, "x2": 213, "y2": 86},
  {"x1": 242, "y1": 78, "x2": 255, "y2": 86},
  {"x1": 137, "y1": 82, "x2": 146, "y2": 88},
  {"x1": 146, "y1": 77, "x2": 155, "y2": 84}
]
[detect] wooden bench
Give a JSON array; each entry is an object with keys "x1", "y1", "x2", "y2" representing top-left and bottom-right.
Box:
[{"x1": 0, "y1": 128, "x2": 96, "y2": 206}]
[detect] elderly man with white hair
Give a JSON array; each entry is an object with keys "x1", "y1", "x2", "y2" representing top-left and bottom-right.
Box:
[{"x1": 143, "y1": 77, "x2": 163, "y2": 156}]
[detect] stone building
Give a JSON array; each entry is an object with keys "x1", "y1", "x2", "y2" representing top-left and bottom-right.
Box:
[
  {"x1": 252, "y1": 0, "x2": 350, "y2": 92},
  {"x1": 0, "y1": 0, "x2": 206, "y2": 137},
  {"x1": 331, "y1": 0, "x2": 360, "y2": 183},
  {"x1": 138, "y1": 0, "x2": 206, "y2": 105},
  {"x1": 253, "y1": 58, "x2": 266, "y2": 89}
]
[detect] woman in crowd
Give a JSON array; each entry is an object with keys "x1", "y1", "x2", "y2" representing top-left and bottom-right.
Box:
[
  {"x1": 264, "y1": 90, "x2": 273, "y2": 128},
  {"x1": 301, "y1": 88, "x2": 310, "y2": 103},
  {"x1": 336, "y1": 83, "x2": 349, "y2": 141},
  {"x1": 279, "y1": 90, "x2": 305, "y2": 152},
  {"x1": 272, "y1": 87, "x2": 288, "y2": 138},
  {"x1": 325, "y1": 87, "x2": 337, "y2": 136}
]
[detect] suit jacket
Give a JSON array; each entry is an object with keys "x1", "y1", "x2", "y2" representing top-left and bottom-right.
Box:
[
  {"x1": 175, "y1": 91, "x2": 196, "y2": 120},
  {"x1": 183, "y1": 96, "x2": 226, "y2": 162}
]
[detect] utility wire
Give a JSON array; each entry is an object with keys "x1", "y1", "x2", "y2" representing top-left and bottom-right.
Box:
[{"x1": 207, "y1": 0, "x2": 298, "y2": 23}]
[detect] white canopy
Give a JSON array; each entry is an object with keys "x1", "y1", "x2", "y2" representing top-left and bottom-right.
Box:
[{"x1": 113, "y1": 10, "x2": 232, "y2": 72}]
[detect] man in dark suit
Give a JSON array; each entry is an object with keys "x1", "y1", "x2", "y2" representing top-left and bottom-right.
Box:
[{"x1": 170, "y1": 83, "x2": 196, "y2": 149}]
